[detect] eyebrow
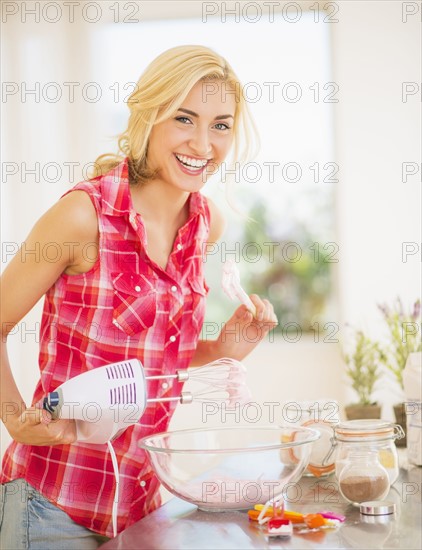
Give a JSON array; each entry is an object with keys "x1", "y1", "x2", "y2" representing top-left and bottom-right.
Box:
[{"x1": 177, "y1": 108, "x2": 234, "y2": 121}]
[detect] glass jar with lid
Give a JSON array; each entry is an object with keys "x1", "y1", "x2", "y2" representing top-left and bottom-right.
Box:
[
  {"x1": 282, "y1": 399, "x2": 339, "y2": 477},
  {"x1": 338, "y1": 450, "x2": 390, "y2": 505},
  {"x1": 334, "y1": 419, "x2": 405, "y2": 485}
]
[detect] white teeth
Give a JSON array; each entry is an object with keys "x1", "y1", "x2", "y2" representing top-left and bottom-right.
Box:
[{"x1": 176, "y1": 154, "x2": 208, "y2": 169}]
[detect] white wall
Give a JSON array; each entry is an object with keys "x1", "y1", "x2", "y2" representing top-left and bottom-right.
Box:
[
  {"x1": 330, "y1": 1, "x2": 421, "y2": 408},
  {"x1": 331, "y1": 1, "x2": 421, "y2": 329}
]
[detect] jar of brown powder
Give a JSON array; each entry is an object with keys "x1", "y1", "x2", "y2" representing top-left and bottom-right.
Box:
[
  {"x1": 338, "y1": 451, "x2": 390, "y2": 505},
  {"x1": 334, "y1": 419, "x2": 404, "y2": 485}
]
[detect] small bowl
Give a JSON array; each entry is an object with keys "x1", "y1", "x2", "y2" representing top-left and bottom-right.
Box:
[{"x1": 139, "y1": 425, "x2": 320, "y2": 511}]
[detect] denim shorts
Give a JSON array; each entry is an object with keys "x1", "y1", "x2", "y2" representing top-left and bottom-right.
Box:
[{"x1": 0, "y1": 478, "x2": 109, "y2": 549}]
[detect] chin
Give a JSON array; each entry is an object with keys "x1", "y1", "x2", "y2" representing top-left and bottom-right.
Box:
[
  {"x1": 170, "y1": 173, "x2": 208, "y2": 193},
  {"x1": 177, "y1": 180, "x2": 206, "y2": 194}
]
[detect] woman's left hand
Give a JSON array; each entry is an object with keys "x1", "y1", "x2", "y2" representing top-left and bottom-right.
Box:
[{"x1": 215, "y1": 295, "x2": 278, "y2": 361}]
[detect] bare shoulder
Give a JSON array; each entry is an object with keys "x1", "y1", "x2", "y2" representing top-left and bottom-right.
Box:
[
  {"x1": 30, "y1": 189, "x2": 99, "y2": 274},
  {"x1": 42, "y1": 190, "x2": 98, "y2": 241},
  {"x1": 205, "y1": 196, "x2": 226, "y2": 243},
  {"x1": 0, "y1": 190, "x2": 99, "y2": 332}
]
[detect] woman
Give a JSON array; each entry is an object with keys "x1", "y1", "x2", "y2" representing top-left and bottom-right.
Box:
[{"x1": 0, "y1": 45, "x2": 277, "y2": 548}]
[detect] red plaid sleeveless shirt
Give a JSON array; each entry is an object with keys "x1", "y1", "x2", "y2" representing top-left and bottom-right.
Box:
[{"x1": 0, "y1": 158, "x2": 210, "y2": 537}]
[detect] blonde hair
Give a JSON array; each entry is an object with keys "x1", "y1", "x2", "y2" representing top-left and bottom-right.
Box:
[{"x1": 90, "y1": 45, "x2": 258, "y2": 183}]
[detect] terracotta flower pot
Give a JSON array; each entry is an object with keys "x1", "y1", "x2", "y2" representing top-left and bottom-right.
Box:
[{"x1": 344, "y1": 404, "x2": 382, "y2": 420}]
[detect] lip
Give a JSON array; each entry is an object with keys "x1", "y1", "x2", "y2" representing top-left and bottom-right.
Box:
[{"x1": 173, "y1": 153, "x2": 211, "y2": 176}]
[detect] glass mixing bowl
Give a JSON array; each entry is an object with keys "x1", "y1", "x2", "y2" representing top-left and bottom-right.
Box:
[{"x1": 139, "y1": 425, "x2": 320, "y2": 511}]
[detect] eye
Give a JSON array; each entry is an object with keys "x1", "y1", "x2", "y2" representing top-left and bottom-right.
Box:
[
  {"x1": 175, "y1": 116, "x2": 192, "y2": 125},
  {"x1": 214, "y1": 122, "x2": 231, "y2": 131}
]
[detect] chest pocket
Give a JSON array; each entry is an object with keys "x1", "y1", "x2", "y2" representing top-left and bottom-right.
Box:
[
  {"x1": 112, "y1": 271, "x2": 158, "y2": 336},
  {"x1": 187, "y1": 278, "x2": 209, "y2": 333}
]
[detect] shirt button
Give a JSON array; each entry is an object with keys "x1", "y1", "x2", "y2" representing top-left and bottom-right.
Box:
[
  {"x1": 177, "y1": 244, "x2": 183, "y2": 251},
  {"x1": 162, "y1": 382, "x2": 169, "y2": 390},
  {"x1": 135, "y1": 285, "x2": 141, "y2": 292},
  {"x1": 140, "y1": 480, "x2": 146, "y2": 487},
  {"x1": 169, "y1": 335, "x2": 176, "y2": 343},
  {"x1": 171, "y1": 285, "x2": 177, "y2": 292}
]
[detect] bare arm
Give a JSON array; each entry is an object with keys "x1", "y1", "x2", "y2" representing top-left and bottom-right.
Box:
[{"x1": 1, "y1": 191, "x2": 98, "y2": 445}]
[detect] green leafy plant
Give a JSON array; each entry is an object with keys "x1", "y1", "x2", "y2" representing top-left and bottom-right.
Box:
[
  {"x1": 377, "y1": 298, "x2": 421, "y2": 392},
  {"x1": 240, "y1": 201, "x2": 333, "y2": 333},
  {"x1": 344, "y1": 330, "x2": 383, "y2": 406}
]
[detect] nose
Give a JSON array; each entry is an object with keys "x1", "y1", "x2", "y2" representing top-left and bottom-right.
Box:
[{"x1": 188, "y1": 126, "x2": 212, "y2": 157}]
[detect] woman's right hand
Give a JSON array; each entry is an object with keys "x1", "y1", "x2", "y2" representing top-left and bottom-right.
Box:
[{"x1": 5, "y1": 406, "x2": 77, "y2": 446}]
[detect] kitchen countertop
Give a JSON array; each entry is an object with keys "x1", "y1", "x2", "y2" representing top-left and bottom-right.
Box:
[{"x1": 102, "y1": 453, "x2": 421, "y2": 549}]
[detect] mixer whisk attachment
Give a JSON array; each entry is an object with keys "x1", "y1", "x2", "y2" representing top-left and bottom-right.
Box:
[
  {"x1": 146, "y1": 357, "x2": 252, "y2": 407},
  {"x1": 185, "y1": 382, "x2": 252, "y2": 407}
]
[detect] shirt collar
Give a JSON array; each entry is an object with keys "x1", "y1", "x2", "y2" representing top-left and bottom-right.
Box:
[
  {"x1": 99, "y1": 157, "x2": 132, "y2": 217},
  {"x1": 99, "y1": 156, "x2": 204, "y2": 221}
]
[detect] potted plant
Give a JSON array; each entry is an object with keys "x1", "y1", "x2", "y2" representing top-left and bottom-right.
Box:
[
  {"x1": 377, "y1": 298, "x2": 421, "y2": 446},
  {"x1": 343, "y1": 329, "x2": 383, "y2": 420}
]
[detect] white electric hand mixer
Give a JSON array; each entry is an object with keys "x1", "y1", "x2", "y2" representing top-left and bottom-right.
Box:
[
  {"x1": 43, "y1": 357, "x2": 250, "y2": 537},
  {"x1": 42, "y1": 357, "x2": 251, "y2": 445}
]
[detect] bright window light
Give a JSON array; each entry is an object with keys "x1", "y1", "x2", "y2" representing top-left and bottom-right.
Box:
[{"x1": 91, "y1": 14, "x2": 337, "y2": 333}]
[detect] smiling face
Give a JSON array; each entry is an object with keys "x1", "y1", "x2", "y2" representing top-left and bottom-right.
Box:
[{"x1": 146, "y1": 79, "x2": 236, "y2": 193}]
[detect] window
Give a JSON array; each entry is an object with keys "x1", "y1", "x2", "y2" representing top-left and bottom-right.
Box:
[{"x1": 91, "y1": 13, "x2": 337, "y2": 335}]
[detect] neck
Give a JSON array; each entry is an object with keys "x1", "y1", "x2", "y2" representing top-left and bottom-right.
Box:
[{"x1": 130, "y1": 178, "x2": 190, "y2": 225}]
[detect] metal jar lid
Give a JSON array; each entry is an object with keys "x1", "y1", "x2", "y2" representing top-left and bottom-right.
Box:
[{"x1": 360, "y1": 501, "x2": 396, "y2": 515}]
